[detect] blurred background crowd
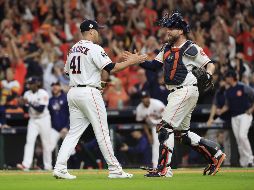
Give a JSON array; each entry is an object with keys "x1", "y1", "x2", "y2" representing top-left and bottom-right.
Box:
[
  {"x1": 0, "y1": 0, "x2": 254, "y2": 169},
  {"x1": 1, "y1": 0, "x2": 254, "y2": 110}
]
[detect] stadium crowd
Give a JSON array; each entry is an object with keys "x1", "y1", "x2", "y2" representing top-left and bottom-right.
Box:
[{"x1": 0, "y1": 0, "x2": 254, "y2": 168}]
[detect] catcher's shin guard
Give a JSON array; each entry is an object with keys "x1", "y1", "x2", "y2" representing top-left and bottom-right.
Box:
[
  {"x1": 157, "y1": 144, "x2": 172, "y2": 174},
  {"x1": 145, "y1": 122, "x2": 174, "y2": 177},
  {"x1": 181, "y1": 134, "x2": 220, "y2": 164},
  {"x1": 145, "y1": 144, "x2": 173, "y2": 177},
  {"x1": 181, "y1": 132, "x2": 225, "y2": 175}
]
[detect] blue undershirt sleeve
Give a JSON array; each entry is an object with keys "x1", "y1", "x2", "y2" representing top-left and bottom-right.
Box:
[{"x1": 139, "y1": 60, "x2": 163, "y2": 72}]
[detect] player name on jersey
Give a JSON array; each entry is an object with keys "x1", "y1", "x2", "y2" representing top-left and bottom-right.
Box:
[{"x1": 68, "y1": 46, "x2": 90, "y2": 56}]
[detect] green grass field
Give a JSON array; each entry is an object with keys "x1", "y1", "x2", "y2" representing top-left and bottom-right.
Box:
[{"x1": 0, "y1": 168, "x2": 253, "y2": 190}]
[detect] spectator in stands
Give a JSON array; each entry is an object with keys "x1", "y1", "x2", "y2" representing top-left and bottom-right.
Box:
[
  {"x1": 1, "y1": 0, "x2": 254, "y2": 169},
  {"x1": 217, "y1": 70, "x2": 254, "y2": 167},
  {"x1": 149, "y1": 71, "x2": 169, "y2": 105},
  {"x1": 128, "y1": 68, "x2": 150, "y2": 106},
  {"x1": 0, "y1": 43, "x2": 11, "y2": 80},
  {"x1": 43, "y1": 52, "x2": 69, "y2": 96},
  {"x1": 0, "y1": 68, "x2": 21, "y2": 128},
  {"x1": 48, "y1": 82, "x2": 69, "y2": 152},
  {"x1": 235, "y1": 19, "x2": 254, "y2": 64},
  {"x1": 103, "y1": 77, "x2": 129, "y2": 109},
  {"x1": 120, "y1": 130, "x2": 151, "y2": 166}
]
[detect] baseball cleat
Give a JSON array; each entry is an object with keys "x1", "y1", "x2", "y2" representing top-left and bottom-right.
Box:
[
  {"x1": 145, "y1": 167, "x2": 173, "y2": 177},
  {"x1": 208, "y1": 153, "x2": 226, "y2": 176},
  {"x1": 53, "y1": 169, "x2": 76, "y2": 179},
  {"x1": 16, "y1": 163, "x2": 29, "y2": 171},
  {"x1": 140, "y1": 166, "x2": 154, "y2": 172},
  {"x1": 203, "y1": 164, "x2": 212, "y2": 175},
  {"x1": 108, "y1": 171, "x2": 133, "y2": 178}
]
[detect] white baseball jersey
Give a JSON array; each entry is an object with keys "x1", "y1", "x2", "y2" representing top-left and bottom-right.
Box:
[
  {"x1": 65, "y1": 40, "x2": 112, "y2": 88},
  {"x1": 155, "y1": 43, "x2": 211, "y2": 89},
  {"x1": 24, "y1": 89, "x2": 50, "y2": 118},
  {"x1": 136, "y1": 98, "x2": 165, "y2": 126},
  {"x1": 55, "y1": 39, "x2": 124, "y2": 174},
  {"x1": 136, "y1": 98, "x2": 165, "y2": 168}
]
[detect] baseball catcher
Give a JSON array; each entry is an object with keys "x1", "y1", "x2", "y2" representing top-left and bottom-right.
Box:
[{"x1": 125, "y1": 11, "x2": 226, "y2": 177}]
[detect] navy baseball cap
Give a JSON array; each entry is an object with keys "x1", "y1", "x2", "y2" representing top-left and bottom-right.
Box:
[
  {"x1": 51, "y1": 81, "x2": 61, "y2": 86},
  {"x1": 27, "y1": 76, "x2": 40, "y2": 84},
  {"x1": 80, "y1": 20, "x2": 104, "y2": 32},
  {"x1": 141, "y1": 91, "x2": 150, "y2": 98},
  {"x1": 225, "y1": 70, "x2": 237, "y2": 79}
]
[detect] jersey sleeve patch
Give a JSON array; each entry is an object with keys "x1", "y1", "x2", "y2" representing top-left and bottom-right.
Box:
[
  {"x1": 193, "y1": 46, "x2": 211, "y2": 68},
  {"x1": 92, "y1": 46, "x2": 113, "y2": 70}
]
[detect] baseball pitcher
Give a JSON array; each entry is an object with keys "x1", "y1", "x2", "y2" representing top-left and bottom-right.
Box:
[{"x1": 53, "y1": 19, "x2": 147, "y2": 179}]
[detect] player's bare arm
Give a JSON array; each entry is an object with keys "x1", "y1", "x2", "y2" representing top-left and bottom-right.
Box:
[
  {"x1": 207, "y1": 104, "x2": 217, "y2": 127},
  {"x1": 217, "y1": 105, "x2": 229, "y2": 115}
]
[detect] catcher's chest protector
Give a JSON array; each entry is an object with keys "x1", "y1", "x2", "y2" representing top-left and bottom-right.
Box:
[{"x1": 163, "y1": 40, "x2": 193, "y2": 85}]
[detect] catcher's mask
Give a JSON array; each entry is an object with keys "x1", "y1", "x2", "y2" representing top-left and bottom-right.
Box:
[{"x1": 157, "y1": 11, "x2": 190, "y2": 34}]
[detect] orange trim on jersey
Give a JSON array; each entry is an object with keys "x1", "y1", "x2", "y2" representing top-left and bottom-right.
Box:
[
  {"x1": 171, "y1": 47, "x2": 180, "y2": 52},
  {"x1": 169, "y1": 51, "x2": 180, "y2": 80},
  {"x1": 90, "y1": 89, "x2": 121, "y2": 171},
  {"x1": 163, "y1": 50, "x2": 171, "y2": 61}
]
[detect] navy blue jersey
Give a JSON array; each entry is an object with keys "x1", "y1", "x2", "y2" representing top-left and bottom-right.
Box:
[
  {"x1": 213, "y1": 88, "x2": 230, "y2": 121},
  {"x1": 48, "y1": 91, "x2": 70, "y2": 132},
  {"x1": 128, "y1": 135, "x2": 151, "y2": 165},
  {"x1": 225, "y1": 82, "x2": 254, "y2": 117}
]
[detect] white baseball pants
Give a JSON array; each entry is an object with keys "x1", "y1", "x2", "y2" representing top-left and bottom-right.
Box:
[
  {"x1": 162, "y1": 85, "x2": 199, "y2": 130},
  {"x1": 54, "y1": 87, "x2": 122, "y2": 173},
  {"x1": 50, "y1": 128, "x2": 61, "y2": 152},
  {"x1": 151, "y1": 127, "x2": 159, "y2": 168},
  {"x1": 22, "y1": 115, "x2": 52, "y2": 170},
  {"x1": 231, "y1": 113, "x2": 253, "y2": 167}
]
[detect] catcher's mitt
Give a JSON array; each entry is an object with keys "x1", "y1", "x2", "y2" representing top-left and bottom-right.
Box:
[{"x1": 192, "y1": 67, "x2": 213, "y2": 95}]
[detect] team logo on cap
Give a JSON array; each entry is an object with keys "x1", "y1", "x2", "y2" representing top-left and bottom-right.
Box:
[{"x1": 89, "y1": 24, "x2": 93, "y2": 28}]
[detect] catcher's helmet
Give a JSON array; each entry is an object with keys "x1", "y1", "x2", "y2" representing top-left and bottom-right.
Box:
[{"x1": 157, "y1": 11, "x2": 190, "y2": 34}]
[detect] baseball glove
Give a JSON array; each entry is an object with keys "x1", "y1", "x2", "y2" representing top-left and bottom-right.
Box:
[{"x1": 192, "y1": 67, "x2": 213, "y2": 95}]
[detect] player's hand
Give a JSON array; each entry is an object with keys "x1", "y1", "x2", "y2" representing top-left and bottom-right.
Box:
[
  {"x1": 60, "y1": 128, "x2": 69, "y2": 138},
  {"x1": 128, "y1": 86, "x2": 137, "y2": 94},
  {"x1": 122, "y1": 50, "x2": 148, "y2": 64},
  {"x1": 120, "y1": 143, "x2": 129, "y2": 151},
  {"x1": 147, "y1": 136, "x2": 153, "y2": 145},
  {"x1": 0, "y1": 124, "x2": 10, "y2": 129},
  {"x1": 246, "y1": 108, "x2": 253, "y2": 115},
  {"x1": 100, "y1": 81, "x2": 108, "y2": 94},
  {"x1": 18, "y1": 97, "x2": 28, "y2": 105},
  {"x1": 206, "y1": 118, "x2": 214, "y2": 127},
  {"x1": 121, "y1": 51, "x2": 132, "y2": 61}
]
